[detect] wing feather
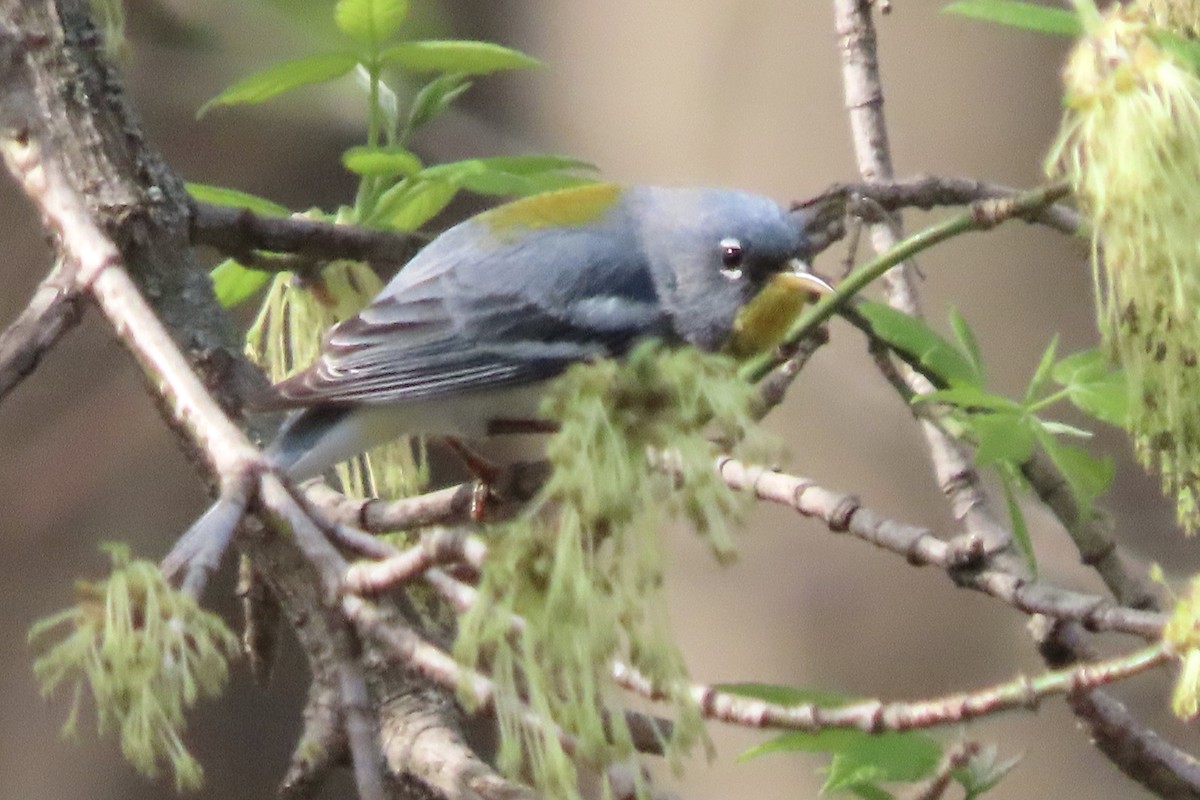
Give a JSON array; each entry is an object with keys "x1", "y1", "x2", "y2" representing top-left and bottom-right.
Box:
[{"x1": 259, "y1": 213, "x2": 672, "y2": 410}]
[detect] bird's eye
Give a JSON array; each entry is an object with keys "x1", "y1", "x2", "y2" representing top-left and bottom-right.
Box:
[{"x1": 720, "y1": 237, "x2": 744, "y2": 280}]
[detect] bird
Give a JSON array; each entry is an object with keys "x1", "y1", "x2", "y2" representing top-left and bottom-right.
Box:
[{"x1": 164, "y1": 183, "x2": 832, "y2": 583}]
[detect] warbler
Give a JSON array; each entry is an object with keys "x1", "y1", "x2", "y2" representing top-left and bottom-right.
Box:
[
  {"x1": 164, "y1": 183, "x2": 831, "y2": 578},
  {"x1": 259, "y1": 183, "x2": 831, "y2": 479}
]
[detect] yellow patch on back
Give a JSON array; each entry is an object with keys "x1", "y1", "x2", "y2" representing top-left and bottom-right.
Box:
[
  {"x1": 727, "y1": 273, "x2": 823, "y2": 359},
  {"x1": 482, "y1": 183, "x2": 622, "y2": 237}
]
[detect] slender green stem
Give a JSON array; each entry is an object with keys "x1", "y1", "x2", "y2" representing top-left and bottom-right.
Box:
[
  {"x1": 1026, "y1": 387, "x2": 1073, "y2": 414},
  {"x1": 741, "y1": 181, "x2": 1072, "y2": 383}
]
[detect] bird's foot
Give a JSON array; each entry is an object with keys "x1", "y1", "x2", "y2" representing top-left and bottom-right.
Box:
[{"x1": 444, "y1": 437, "x2": 501, "y2": 522}]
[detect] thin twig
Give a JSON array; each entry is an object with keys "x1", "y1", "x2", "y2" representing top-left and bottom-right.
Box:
[
  {"x1": 832, "y1": 0, "x2": 1014, "y2": 559},
  {"x1": 615, "y1": 642, "x2": 1170, "y2": 733},
  {"x1": 798, "y1": 174, "x2": 1083, "y2": 237},
  {"x1": 305, "y1": 461, "x2": 551, "y2": 533},
  {"x1": 0, "y1": 257, "x2": 84, "y2": 404},
  {"x1": 191, "y1": 202, "x2": 423, "y2": 271},
  {"x1": 338, "y1": 660, "x2": 387, "y2": 800},
  {"x1": 1033, "y1": 619, "x2": 1200, "y2": 800},
  {"x1": 1021, "y1": 452, "x2": 1159, "y2": 610},
  {"x1": 280, "y1": 673, "x2": 346, "y2": 799},
  {"x1": 716, "y1": 457, "x2": 1166, "y2": 638},
  {"x1": 741, "y1": 182, "x2": 1072, "y2": 382},
  {"x1": 905, "y1": 740, "x2": 982, "y2": 800},
  {"x1": 344, "y1": 528, "x2": 488, "y2": 596}
]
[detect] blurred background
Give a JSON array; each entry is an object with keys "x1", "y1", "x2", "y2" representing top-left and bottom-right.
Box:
[{"x1": 1, "y1": 1, "x2": 1195, "y2": 798}]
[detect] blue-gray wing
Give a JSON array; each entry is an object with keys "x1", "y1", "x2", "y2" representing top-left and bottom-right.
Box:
[{"x1": 261, "y1": 219, "x2": 671, "y2": 408}]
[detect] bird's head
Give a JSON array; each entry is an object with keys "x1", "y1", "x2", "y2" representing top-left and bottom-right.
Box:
[{"x1": 629, "y1": 186, "x2": 832, "y2": 355}]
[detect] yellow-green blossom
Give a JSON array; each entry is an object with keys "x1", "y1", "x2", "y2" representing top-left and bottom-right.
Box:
[
  {"x1": 1161, "y1": 575, "x2": 1200, "y2": 718},
  {"x1": 1048, "y1": 5, "x2": 1200, "y2": 530},
  {"x1": 246, "y1": 255, "x2": 426, "y2": 501},
  {"x1": 1140, "y1": 0, "x2": 1200, "y2": 34},
  {"x1": 28, "y1": 545, "x2": 239, "y2": 790},
  {"x1": 455, "y1": 343, "x2": 769, "y2": 800}
]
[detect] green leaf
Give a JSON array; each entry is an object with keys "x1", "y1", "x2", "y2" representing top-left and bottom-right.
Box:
[
  {"x1": 724, "y1": 684, "x2": 941, "y2": 787},
  {"x1": 822, "y1": 730, "x2": 941, "y2": 791},
  {"x1": 1052, "y1": 349, "x2": 1128, "y2": 427},
  {"x1": 741, "y1": 727, "x2": 942, "y2": 784},
  {"x1": 209, "y1": 259, "x2": 271, "y2": 307},
  {"x1": 1051, "y1": 347, "x2": 1107, "y2": 384},
  {"x1": 421, "y1": 155, "x2": 597, "y2": 197},
  {"x1": 1024, "y1": 335, "x2": 1059, "y2": 404},
  {"x1": 373, "y1": 178, "x2": 460, "y2": 231},
  {"x1": 342, "y1": 145, "x2": 423, "y2": 177},
  {"x1": 186, "y1": 183, "x2": 289, "y2": 216},
  {"x1": 857, "y1": 301, "x2": 982, "y2": 388},
  {"x1": 335, "y1": 0, "x2": 408, "y2": 47},
  {"x1": 968, "y1": 412, "x2": 1035, "y2": 466},
  {"x1": 717, "y1": 682, "x2": 849, "y2": 707},
  {"x1": 850, "y1": 783, "x2": 896, "y2": 800},
  {"x1": 460, "y1": 154, "x2": 597, "y2": 175},
  {"x1": 915, "y1": 386, "x2": 1022, "y2": 413},
  {"x1": 949, "y1": 307, "x2": 984, "y2": 381},
  {"x1": 381, "y1": 40, "x2": 540, "y2": 74},
  {"x1": 405, "y1": 73, "x2": 473, "y2": 132},
  {"x1": 1034, "y1": 430, "x2": 1115, "y2": 514},
  {"x1": 199, "y1": 52, "x2": 358, "y2": 115},
  {"x1": 942, "y1": 0, "x2": 1081, "y2": 36},
  {"x1": 1000, "y1": 472, "x2": 1037, "y2": 575}
]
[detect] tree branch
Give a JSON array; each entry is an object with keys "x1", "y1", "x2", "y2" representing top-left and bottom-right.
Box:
[
  {"x1": 833, "y1": 0, "x2": 1014, "y2": 562},
  {"x1": 613, "y1": 644, "x2": 1171, "y2": 733},
  {"x1": 191, "y1": 202, "x2": 423, "y2": 272},
  {"x1": 0, "y1": 256, "x2": 85, "y2": 403}
]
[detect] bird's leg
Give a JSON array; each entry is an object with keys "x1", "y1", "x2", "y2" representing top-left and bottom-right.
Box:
[{"x1": 443, "y1": 437, "x2": 501, "y2": 521}]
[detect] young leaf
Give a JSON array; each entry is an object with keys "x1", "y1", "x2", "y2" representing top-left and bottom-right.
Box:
[
  {"x1": 949, "y1": 306, "x2": 984, "y2": 381},
  {"x1": 849, "y1": 783, "x2": 895, "y2": 800},
  {"x1": 1051, "y1": 348, "x2": 1108, "y2": 385},
  {"x1": 457, "y1": 169, "x2": 591, "y2": 197},
  {"x1": 209, "y1": 259, "x2": 270, "y2": 308},
  {"x1": 1024, "y1": 334, "x2": 1059, "y2": 404},
  {"x1": 335, "y1": 0, "x2": 408, "y2": 47},
  {"x1": 821, "y1": 730, "x2": 942, "y2": 791},
  {"x1": 856, "y1": 302, "x2": 982, "y2": 388},
  {"x1": 421, "y1": 155, "x2": 597, "y2": 197},
  {"x1": 741, "y1": 727, "x2": 942, "y2": 784},
  {"x1": 1000, "y1": 472, "x2": 1036, "y2": 575},
  {"x1": 466, "y1": 154, "x2": 597, "y2": 175},
  {"x1": 405, "y1": 73, "x2": 473, "y2": 133},
  {"x1": 942, "y1": 0, "x2": 1081, "y2": 36},
  {"x1": 381, "y1": 40, "x2": 540, "y2": 75},
  {"x1": 1052, "y1": 349, "x2": 1128, "y2": 427},
  {"x1": 967, "y1": 412, "x2": 1035, "y2": 466},
  {"x1": 186, "y1": 183, "x2": 289, "y2": 216},
  {"x1": 373, "y1": 178, "x2": 460, "y2": 231},
  {"x1": 723, "y1": 684, "x2": 942, "y2": 786},
  {"x1": 1034, "y1": 429, "x2": 1115, "y2": 515},
  {"x1": 915, "y1": 386, "x2": 1022, "y2": 414},
  {"x1": 199, "y1": 52, "x2": 358, "y2": 115},
  {"x1": 342, "y1": 145, "x2": 423, "y2": 177}
]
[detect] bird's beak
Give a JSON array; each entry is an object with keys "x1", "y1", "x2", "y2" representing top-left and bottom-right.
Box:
[
  {"x1": 726, "y1": 260, "x2": 835, "y2": 359},
  {"x1": 778, "y1": 258, "x2": 835, "y2": 298}
]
